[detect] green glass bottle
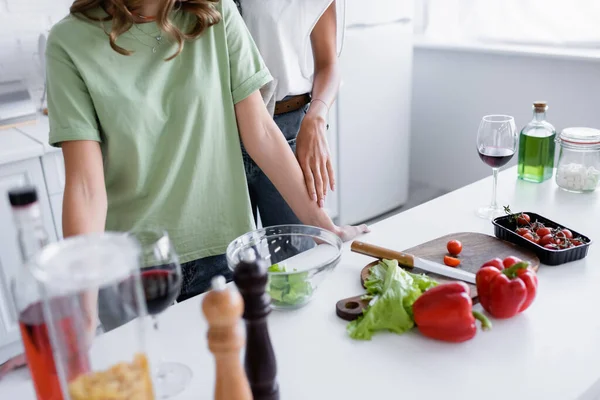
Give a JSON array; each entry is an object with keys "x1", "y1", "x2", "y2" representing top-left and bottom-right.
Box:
[{"x1": 517, "y1": 101, "x2": 556, "y2": 183}]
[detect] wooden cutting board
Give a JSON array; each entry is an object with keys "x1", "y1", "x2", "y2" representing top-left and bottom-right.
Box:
[{"x1": 336, "y1": 232, "x2": 540, "y2": 321}]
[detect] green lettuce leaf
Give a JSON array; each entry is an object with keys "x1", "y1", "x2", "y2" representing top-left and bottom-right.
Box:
[
  {"x1": 267, "y1": 263, "x2": 313, "y2": 306},
  {"x1": 347, "y1": 259, "x2": 437, "y2": 340},
  {"x1": 408, "y1": 271, "x2": 438, "y2": 292},
  {"x1": 363, "y1": 261, "x2": 387, "y2": 295},
  {"x1": 268, "y1": 263, "x2": 285, "y2": 273}
]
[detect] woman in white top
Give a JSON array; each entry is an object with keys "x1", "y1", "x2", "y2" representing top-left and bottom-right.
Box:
[{"x1": 235, "y1": 0, "x2": 344, "y2": 227}]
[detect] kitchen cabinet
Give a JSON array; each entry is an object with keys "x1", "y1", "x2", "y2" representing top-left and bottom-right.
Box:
[
  {"x1": 49, "y1": 192, "x2": 64, "y2": 239},
  {"x1": 16, "y1": 118, "x2": 65, "y2": 240},
  {"x1": 41, "y1": 152, "x2": 65, "y2": 238},
  {"x1": 0, "y1": 157, "x2": 57, "y2": 364}
]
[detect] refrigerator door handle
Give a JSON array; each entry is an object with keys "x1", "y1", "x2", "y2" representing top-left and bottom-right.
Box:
[{"x1": 346, "y1": 18, "x2": 412, "y2": 30}]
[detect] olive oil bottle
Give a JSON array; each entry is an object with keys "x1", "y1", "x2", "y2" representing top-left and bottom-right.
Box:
[{"x1": 517, "y1": 101, "x2": 556, "y2": 182}]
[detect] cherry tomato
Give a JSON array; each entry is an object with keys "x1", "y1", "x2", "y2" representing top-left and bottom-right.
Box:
[
  {"x1": 446, "y1": 240, "x2": 463, "y2": 256},
  {"x1": 522, "y1": 232, "x2": 535, "y2": 242},
  {"x1": 536, "y1": 227, "x2": 552, "y2": 237},
  {"x1": 531, "y1": 222, "x2": 545, "y2": 231},
  {"x1": 544, "y1": 244, "x2": 559, "y2": 250},
  {"x1": 481, "y1": 258, "x2": 504, "y2": 270},
  {"x1": 517, "y1": 213, "x2": 531, "y2": 225},
  {"x1": 502, "y1": 256, "x2": 522, "y2": 269},
  {"x1": 516, "y1": 228, "x2": 531, "y2": 236},
  {"x1": 539, "y1": 234, "x2": 555, "y2": 246},
  {"x1": 443, "y1": 255, "x2": 461, "y2": 267},
  {"x1": 571, "y1": 239, "x2": 583, "y2": 246},
  {"x1": 561, "y1": 229, "x2": 573, "y2": 239}
]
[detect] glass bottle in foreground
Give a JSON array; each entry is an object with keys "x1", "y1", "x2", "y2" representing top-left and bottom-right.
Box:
[
  {"x1": 9, "y1": 186, "x2": 49, "y2": 263},
  {"x1": 8, "y1": 186, "x2": 57, "y2": 399},
  {"x1": 15, "y1": 232, "x2": 155, "y2": 400},
  {"x1": 517, "y1": 101, "x2": 556, "y2": 183}
]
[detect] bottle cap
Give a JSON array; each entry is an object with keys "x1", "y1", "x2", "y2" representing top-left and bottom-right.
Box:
[
  {"x1": 211, "y1": 275, "x2": 227, "y2": 291},
  {"x1": 8, "y1": 186, "x2": 38, "y2": 207},
  {"x1": 559, "y1": 127, "x2": 600, "y2": 146},
  {"x1": 533, "y1": 101, "x2": 548, "y2": 112}
]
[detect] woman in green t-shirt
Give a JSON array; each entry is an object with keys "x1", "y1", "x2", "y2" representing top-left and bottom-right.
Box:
[{"x1": 46, "y1": 0, "x2": 368, "y2": 308}]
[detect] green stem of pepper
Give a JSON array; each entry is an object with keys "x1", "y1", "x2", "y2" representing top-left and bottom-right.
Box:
[
  {"x1": 472, "y1": 311, "x2": 492, "y2": 331},
  {"x1": 501, "y1": 261, "x2": 529, "y2": 279}
]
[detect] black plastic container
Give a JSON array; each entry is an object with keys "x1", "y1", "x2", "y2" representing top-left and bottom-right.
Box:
[{"x1": 492, "y1": 212, "x2": 592, "y2": 266}]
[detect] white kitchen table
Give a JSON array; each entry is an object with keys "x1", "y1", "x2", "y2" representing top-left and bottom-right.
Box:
[{"x1": 2, "y1": 166, "x2": 600, "y2": 400}]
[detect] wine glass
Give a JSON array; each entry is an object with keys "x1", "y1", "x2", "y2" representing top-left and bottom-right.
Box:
[
  {"x1": 129, "y1": 229, "x2": 192, "y2": 399},
  {"x1": 476, "y1": 115, "x2": 518, "y2": 219}
]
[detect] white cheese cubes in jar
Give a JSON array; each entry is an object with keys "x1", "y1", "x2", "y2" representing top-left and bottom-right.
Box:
[{"x1": 555, "y1": 127, "x2": 600, "y2": 193}]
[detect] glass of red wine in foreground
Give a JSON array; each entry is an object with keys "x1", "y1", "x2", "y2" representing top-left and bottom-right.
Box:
[
  {"x1": 476, "y1": 115, "x2": 517, "y2": 219},
  {"x1": 129, "y1": 229, "x2": 191, "y2": 399}
]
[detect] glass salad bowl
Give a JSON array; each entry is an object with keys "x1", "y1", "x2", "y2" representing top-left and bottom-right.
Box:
[{"x1": 226, "y1": 225, "x2": 343, "y2": 310}]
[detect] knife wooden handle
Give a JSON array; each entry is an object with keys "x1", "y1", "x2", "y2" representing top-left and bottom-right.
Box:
[{"x1": 351, "y1": 241, "x2": 415, "y2": 267}]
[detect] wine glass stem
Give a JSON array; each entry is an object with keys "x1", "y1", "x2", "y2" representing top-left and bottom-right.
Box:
[
  {"x1": 151, "y1": 314, "x2": 165, "y2": 375},
  {"x1": 491, "y1": 168, "x2": 499, "y2": 209}
]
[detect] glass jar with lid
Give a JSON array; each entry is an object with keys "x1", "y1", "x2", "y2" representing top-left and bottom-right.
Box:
[
  {"x1": 555, "y1": 127, "x2": 600, "y2": 193},
  {"x1": 14, "y1": 232, "x2": 156, "y2": 400}
]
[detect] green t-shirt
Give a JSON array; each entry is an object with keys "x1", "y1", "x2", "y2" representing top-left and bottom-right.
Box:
[{"x1": 46, "y1": 0, "x2": 272, "y2": 263}]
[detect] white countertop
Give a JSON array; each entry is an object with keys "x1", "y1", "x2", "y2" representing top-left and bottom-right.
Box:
[
  {"x1": 2, "y1": 167, "x2": 600, "y2": 400},
  {"x1": 0, "y1": 127, "x2": 44, "y2": 167}
]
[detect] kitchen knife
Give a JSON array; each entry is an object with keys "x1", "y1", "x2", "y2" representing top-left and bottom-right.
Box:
[{"x1": 351, "y1": 241, "x2": 476, "y2": 284}]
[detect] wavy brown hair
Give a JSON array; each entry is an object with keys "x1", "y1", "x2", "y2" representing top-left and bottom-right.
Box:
[{"x1": 70, "y1": 0, "x2": 221, "y2": 60}]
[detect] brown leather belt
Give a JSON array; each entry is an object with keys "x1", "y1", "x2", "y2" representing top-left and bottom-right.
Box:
[{"x1": 274, "y1": 93, "x2": 311, "y2": 115}]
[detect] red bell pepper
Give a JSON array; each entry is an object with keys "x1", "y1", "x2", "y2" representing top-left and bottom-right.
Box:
[
  {"x1": 476, "y1": 257, "x2": 538, "y2": 319},
  {"x1": 413, "y1": 282, "x2": 492, "y2": 343}
]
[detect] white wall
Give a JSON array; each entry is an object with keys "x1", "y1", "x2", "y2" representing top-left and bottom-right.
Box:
[
  {"x1": 0, "y1": 0, "x2": 71, "y2": 91},
  {"x1": 410, "y1": 47, "x2": 600, "y2": 192}
]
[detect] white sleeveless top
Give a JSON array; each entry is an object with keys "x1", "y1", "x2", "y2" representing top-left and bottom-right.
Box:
[{"x1": 238, "y1": 0, "x2": 346, "y2": 102}]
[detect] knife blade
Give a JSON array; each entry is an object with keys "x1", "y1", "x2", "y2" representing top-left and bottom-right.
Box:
[
  {"x1": 351, "y1": 241, "x2": 476, "y2": 284},
  {"x1": 412, "y1": 257, "x2": 476, "y2": 284}
]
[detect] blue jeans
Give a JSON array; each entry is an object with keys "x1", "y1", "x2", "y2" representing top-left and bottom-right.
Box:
[
  {"x1": 177, "y1": 254, "x2": 231, "y2": 302},
  {"x1": 241, "y1": 105, "x2": 307, "y2": 227}
]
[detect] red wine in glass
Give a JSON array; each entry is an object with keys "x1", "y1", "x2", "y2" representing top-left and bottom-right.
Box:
[
  {"x1": 141, "y1": 267, "x2": 182, "y2": 315},
  {"x1": 475, "y1": 115, "x2": 517, "y2": 219},
  {"x1": 130, "y1": 229, "x2": 191, "y2": 398},
  {"x1": 478, "y1": 147, "x2": 515, "y2": 168}
]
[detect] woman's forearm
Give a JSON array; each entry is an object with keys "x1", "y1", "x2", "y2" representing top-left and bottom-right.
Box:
[
  {"x1": 306, "y1": 0, "x2": 341, "y2": 122},
  {"x1": 237, "y1": 92, "x2": 339, "y2": 233},
  {"x1": 295, "y1": 0, "x2": 341, "y2": 201},
  {"x1": 60, "y1": 140, "x2": 107, "y2": 343},
  {"x1": 61, "y1": 140, "x2": 107, "y2": 238},
  {"x1": 62, "y1": 180, "x2": 107, "y2": 238},
  {"x1": 307, "y1": 63, "x2": 340, "y2": 122}
]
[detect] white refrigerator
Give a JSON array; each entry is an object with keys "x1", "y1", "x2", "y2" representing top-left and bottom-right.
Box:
[{"x1": 335, "y1": 0, "x2": 414, "y2": 225}]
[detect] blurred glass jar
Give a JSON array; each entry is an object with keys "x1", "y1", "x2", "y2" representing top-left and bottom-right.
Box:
[
  {"x1": 555, "y1": 127, "x2": 600, "y2": 193},
  {"x1": 13, "y1": 232, "x2": 155, "y2": 400}
]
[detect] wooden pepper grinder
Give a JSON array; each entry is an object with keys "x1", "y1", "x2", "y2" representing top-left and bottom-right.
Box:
[
  {"x1": 202, "y1": 275, "x2": 252, "y2": 400},
  {"x1": 233, "y1": 250, "x2": 280, "y2": 400}
]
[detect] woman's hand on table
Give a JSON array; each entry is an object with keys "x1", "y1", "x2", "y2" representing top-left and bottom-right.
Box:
[
  {"x1": 334, "y1": 224, "x2": 371, "y2": 242},
  {"x1": 296, "y1": 109, "x2": 334, "y2": 208}
]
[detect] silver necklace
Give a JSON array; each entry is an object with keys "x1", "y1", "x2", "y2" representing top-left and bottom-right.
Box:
[{"x1": 129, "y1": 25, "x2": 164, "y2": 53}]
